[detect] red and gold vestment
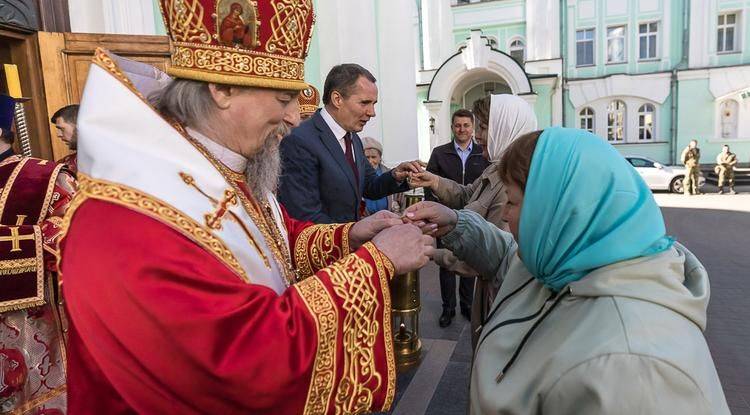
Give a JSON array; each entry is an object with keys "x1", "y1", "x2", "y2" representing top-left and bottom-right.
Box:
[{"x1": 0, "y1": 154, "x2": 74, "y2": 414}]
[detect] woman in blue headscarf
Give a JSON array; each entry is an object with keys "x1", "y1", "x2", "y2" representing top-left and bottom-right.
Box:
[{"x1": 405, "y1": 127, "x2": 729, "y2": 414}]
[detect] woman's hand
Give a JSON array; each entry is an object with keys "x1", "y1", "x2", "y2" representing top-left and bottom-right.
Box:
[
  {"x1": 403, "y1": 201, "x2": 458, "y2": 238},
  {"x1": 408, "y1": 171, "x2": 439, "y2": 190}
]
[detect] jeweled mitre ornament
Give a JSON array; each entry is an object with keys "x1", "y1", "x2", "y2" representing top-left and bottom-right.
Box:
[
  {"x1": 158, "y1": 0, "x2": 315, "y2": 90},
  {"x1": 298, "y1": 84, "x2": 320, "y2": 115}
]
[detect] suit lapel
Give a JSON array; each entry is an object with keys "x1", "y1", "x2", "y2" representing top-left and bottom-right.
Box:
[{"x1": 313, "y1": 112, "x2": 358, "y2": 195}]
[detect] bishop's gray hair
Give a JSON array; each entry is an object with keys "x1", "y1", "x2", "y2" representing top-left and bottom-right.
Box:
[{"x1": 149, "y1": 79, "x2": 217, "y2": 128}]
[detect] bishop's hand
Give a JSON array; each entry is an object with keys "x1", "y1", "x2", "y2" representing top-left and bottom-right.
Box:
[
  {"x1": 349, "y1": 210, "x2": 403, "y2": 251},
  {"x1": 372, "y1": 224, "x2": 434, "y2": 275}
]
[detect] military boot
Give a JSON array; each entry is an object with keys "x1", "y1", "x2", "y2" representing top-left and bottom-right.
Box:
[
  {"x1": 718, "y1": 186, "x2": 724, "y2": 194},
  {"x1": 730, "y1": 187, "x2": 737, "y2": 195}
]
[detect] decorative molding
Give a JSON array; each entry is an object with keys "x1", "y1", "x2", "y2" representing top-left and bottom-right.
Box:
[
  {"x1": 0, "y1": 0, "x2": 38, "y2": 31},
  {"x1": 568, "y1": 73, "x2": 671, "y2": 108}
]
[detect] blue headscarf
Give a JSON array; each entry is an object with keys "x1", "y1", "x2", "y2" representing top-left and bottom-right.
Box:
[{"x1": 519, "y1": 127, "x2": 674, "y2": 292}]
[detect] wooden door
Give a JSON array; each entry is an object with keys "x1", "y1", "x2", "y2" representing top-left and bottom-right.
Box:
[{"x1": 38, "y1": 32, "x2": 169, "y2": 160}]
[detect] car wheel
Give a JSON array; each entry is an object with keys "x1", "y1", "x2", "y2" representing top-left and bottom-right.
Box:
[{"x1": 670, "y1": 176, "x2": 684, "y2": 193}]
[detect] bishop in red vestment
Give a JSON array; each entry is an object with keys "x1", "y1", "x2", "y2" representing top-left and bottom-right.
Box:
[{"x1": 59, "y1": 2, "x2": 433, "y2": 414}]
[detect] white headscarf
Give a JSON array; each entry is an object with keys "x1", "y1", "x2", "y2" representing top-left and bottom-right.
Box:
[{"x1": 486, "y1": 94, "x2": 538, "y2": 161}]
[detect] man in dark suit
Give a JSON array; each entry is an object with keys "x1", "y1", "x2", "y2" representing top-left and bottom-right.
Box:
[
  {"x1": 279, "y1": 64, "x2": 422, "y2": 223},
  {"x1": 426, "y1": 109, "x2": 490, "y2": 327}
]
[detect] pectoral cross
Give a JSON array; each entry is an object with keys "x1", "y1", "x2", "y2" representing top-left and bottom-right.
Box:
[
  {"x1": 204, "y1": 189, "x2": 238, "y2": 230},
  {"x1": 0, "y1": 227, "x2": 34, "y2": 252}
]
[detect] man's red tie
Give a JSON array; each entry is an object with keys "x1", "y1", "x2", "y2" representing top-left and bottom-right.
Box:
[{"x1": 344, "y1": 133, "x2": 359, "y2": 180}]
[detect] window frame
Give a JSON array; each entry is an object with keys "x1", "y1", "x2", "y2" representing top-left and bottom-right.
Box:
[
  {"x1": 628, "y1": 157, "x2": 656, "y2": 168},
  {"x1": 637, "y1": 103, "x2": 656, "y2": 141},
  {"x1": 575, "y1": 28, "x2": 596, "y2": 67},
  {"x1": 509, "y1": 37, "x2": 526, "y2": 64},
  {"x1": 607, "y1": 100, "x2": 627, "y2": 142},
  {"x1": 638, "y1": 21, "x2": 659, "y2": 61},
  {"x1": 606, "y1": 24, "x2": 628, "y2": 64},
  {"x1": 578, "y1": 107, "x2": 595, "y2": 133},
  {"x1": 717, "y1": 12, "x2": 740, "y2": 54}
]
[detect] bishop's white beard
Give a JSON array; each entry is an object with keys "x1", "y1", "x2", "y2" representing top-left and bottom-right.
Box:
[{"x1": 244, "y1": 124, "x2": 287, "y2": 201}]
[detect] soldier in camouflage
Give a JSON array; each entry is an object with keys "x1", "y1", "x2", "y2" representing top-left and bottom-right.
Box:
[
  {"x1": 680, "y1": 139, "x2": 701, "y2": 195},
  {"x1": 715, "y1": 144, "x2": 738, "y2": 194}
]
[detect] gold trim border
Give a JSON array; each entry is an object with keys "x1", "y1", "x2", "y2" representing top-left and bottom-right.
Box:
[
  {"x1": 0, "y1": 158, "x2": 29, "y2": 219},
  {"x1": 295, "y1": 277, "x2": 339, "y2": 415},
  {"x1": 0, "y1": 226, "x2": 45, "y2": 313},
  {"x1": 64, "y1": 174, "x2": 249, "y2": 283},
  {"x1": 166, "y1": 65, "x2": 308, "y2": 90},
  {"x1": 365, "y1": 243, "x2": 397, "y2": 411},
  {"x1": 38, "y1": 162, "x2": 64, "y2": 225}
]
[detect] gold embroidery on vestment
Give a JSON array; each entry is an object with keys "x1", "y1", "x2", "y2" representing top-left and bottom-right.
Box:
[
  {"x1": 0, "y1": 158, "x2": 28, "y2": 219},
  {"x1": 294, "y1": 224, "x2": 342, "y2": 280},
  {"x1": 296, "y1": 277, "x2": 338, "y2": 415},
  {"x1": 39, "y1": 163, "x2": 65, "y2": 225},
  {"x1": 61, "y1": 174, "x2": 249, "y2": 283},
  {"x1": 0, "y1": 226, "x2": 45, "y2": 312},
  {"x1": 366, "y1": 244, "x2": 396, "y2": 411},
  {"x1": 326, "y1": 244, "x2": 384, "y2": 414}
]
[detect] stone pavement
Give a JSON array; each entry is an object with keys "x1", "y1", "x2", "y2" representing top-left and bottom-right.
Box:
[{"x1": 382, "y1": 184, "x2": 750, "y2": 415}]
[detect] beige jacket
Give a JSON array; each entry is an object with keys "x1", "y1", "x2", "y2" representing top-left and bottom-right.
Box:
[
  {"x1": 443, "y1": 210, "x2": 730, "y2": 415},
  {"x1": 431, "y1": 162, "x2": 507, "y2": 275}
]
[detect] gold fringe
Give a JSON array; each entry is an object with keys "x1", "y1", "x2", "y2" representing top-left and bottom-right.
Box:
[
  {"x1": 0, "y1": 266, "x2": 36, "y2": 275},
  {"x1": 0, "y1": 298, "x2": 45, "y2": 313}
]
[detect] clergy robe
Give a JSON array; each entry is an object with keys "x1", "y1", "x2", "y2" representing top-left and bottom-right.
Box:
[
  {"x1": 59, "y1": 48, "x2": 398, "y2": 415},
  {"x1": 0, "y1": 154, "x2": 75, "y2": 414}
]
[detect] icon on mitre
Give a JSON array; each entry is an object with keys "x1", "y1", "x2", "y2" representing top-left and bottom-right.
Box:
[{"x1": 217, "y1": 0, "x2": 260, "y2": 49}]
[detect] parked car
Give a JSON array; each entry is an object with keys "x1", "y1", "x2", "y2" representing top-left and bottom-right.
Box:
[{"x1": 625, "y1": 156, "x2": 705, "y2": 193}]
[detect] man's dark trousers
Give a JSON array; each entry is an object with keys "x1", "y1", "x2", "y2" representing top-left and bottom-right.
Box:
[{"x1": 425, "y1": 141, "x2": 489, "y2": 318}]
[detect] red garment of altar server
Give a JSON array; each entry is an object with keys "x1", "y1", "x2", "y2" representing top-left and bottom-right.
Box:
[{"x1": 61, "y1": 199, "x2": 397, "y2": 415}]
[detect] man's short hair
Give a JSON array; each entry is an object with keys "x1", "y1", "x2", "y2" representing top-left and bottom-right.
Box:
[
  {"x1": 322, "y1": 64, "x2": 376, "y2": 105},
  {"x1": 452, "y1": 109, "x2": 474, "y2": 124},
  {"x1": 51, "y1": 104, "x2": 80, "y2": 124}
]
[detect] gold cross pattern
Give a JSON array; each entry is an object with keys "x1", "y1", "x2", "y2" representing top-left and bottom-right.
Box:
[{"x1": 0, "y1": 227, "x2": 35, "y2": 252}]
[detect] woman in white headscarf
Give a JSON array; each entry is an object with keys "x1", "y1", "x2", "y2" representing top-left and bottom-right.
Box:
[{"x1": 410, "y1": 94, "x2": 537, "y2": 348}]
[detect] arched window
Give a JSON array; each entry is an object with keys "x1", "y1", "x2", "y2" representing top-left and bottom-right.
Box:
[
  {"x1": 720, "y1": 99, "x2": 739, "y2": 138},
  {"x1": 579, "y1": 107, "x2": 595, "y2": 133},
  {"x1": 509, "y1": 39, "x2": 525, "y2": 64},
  {"x1": 607, "y1": 100, "x2": 626, "y2": 142},
  {"x1": 638, "y1": 104, "x2": 655, "y2": 141}
]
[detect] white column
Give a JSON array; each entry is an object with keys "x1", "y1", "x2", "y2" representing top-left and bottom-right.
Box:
[
  {"x1": 313, "y1": 0, "x2": 419, "y2": 163},
  {"x1": 69, "y1": 0, "x2": 106, "y2": 33},
  {"x1": 526, "y1": 0, "x2": 561, "y2": 60},
  {"x1": 421, "y1": 0, "x2": 455, "y2": 70},
  {"x1": 375, "y1": 0, "x2": 419, "y2": 164},
  {"x1": 69, "y1": 0, "x2": 157, "y2": 34},
  {"x1": 689, "y1": 0, "x2": 712, "y2": 68}
]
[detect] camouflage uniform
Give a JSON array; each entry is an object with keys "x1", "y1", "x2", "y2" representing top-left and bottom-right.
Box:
[
  {"x1": 716, "y1": 150, "x2": 737, "y2": 194},
  {"x1": 681, "y1": 145, "x2": 701, "y2": 195}
]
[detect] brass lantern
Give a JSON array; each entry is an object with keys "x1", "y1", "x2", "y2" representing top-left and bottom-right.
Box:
[{"x1": 390, "y1": 189, "x2": 424, "y2": 370}]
